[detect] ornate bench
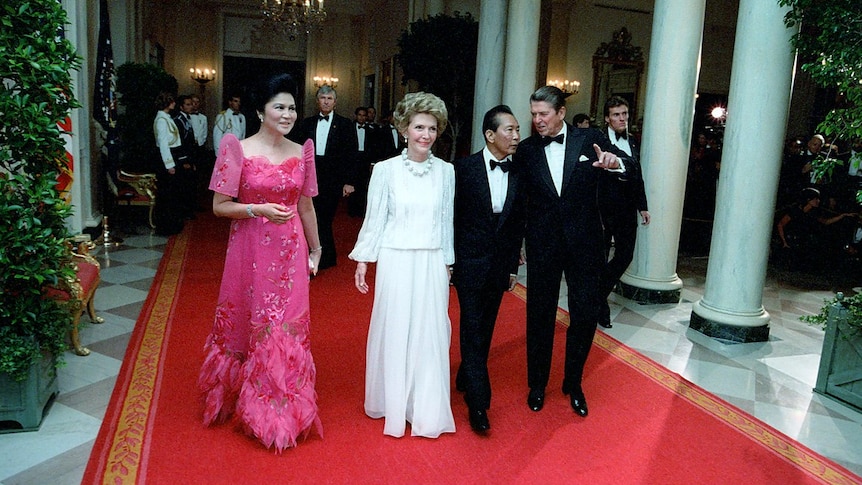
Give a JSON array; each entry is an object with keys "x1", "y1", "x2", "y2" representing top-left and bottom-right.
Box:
[{"x1": 46, "y1": 241, "x2": 104, "y2": 356}]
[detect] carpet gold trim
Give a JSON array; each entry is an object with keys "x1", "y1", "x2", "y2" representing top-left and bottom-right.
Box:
[
  {"x1": 100, "y1": 231, "x2": 189, "y2": 484},
  {"x1": 511, "y1": 283, "x2": 858, "y2": 484}
]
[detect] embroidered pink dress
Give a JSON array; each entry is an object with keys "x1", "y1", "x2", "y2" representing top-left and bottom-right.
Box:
[{"x1": 198, "y1": 134, "x2": 322, "y2": 451}]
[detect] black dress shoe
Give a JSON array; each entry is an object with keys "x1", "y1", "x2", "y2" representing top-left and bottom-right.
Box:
[
  {"x1": 569, "y1": 390, "x2": 588, "y2": 417},
  {"x1": 468, "y1": 408, "x2": 490, "y2": 433},
  {"x1": 527, "y1": 388, "x2": 545, "y2": 412},
  {"x1": 598, "y1": 300, "x2": 612, "y2": 328}
]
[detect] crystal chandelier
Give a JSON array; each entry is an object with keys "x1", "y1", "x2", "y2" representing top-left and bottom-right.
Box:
[{"x1": 260, "y1": 0, "x2": 327, "y2": 40}]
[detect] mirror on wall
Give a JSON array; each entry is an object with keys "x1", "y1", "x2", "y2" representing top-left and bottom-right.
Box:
[{"x1": 590, "y1": 28, "x2": 644, "y2": 127}]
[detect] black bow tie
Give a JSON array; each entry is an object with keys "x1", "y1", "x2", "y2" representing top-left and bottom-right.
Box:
[
  {"x1": 615, "y1": 131, "x2": 628, "y2": 141},
  {"x1": 541, "y1": 133, "x2": 564, "y2": 147},
  {"x1": 319, "y1": 114, "x2": 330, "y2": 122},
  {"x1": 490, "y1": 159, "x2": 511, "y2": 172},
  {"x1": 357, "y1": 124, "x2": 365, "y2": 129}
]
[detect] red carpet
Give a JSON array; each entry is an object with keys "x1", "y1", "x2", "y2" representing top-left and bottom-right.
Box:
[{"x1": 84, "y1": 207, "x2": 861, "y2": 484}]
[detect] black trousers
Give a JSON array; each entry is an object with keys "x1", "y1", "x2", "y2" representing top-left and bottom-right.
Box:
[
  {"x1": 455, "y1": 283, "x2": 505, "y2": 410},
  {"x1": 313, "y1": 186, "x2": 341, "y2": 268},
  {"x1": 601, "y1": 211, "x2": 638, "y2": 298},
  {"x1": 525, "y1": 247, "x2": 599, "y2": 393},
  {"x1": 153, "y1": 170, "x2": 184, "y2": 236}
]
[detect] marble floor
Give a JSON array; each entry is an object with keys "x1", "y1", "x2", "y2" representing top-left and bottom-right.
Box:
[{"x1": 1, "y1": 228, "x2": 861, "y2": 484}]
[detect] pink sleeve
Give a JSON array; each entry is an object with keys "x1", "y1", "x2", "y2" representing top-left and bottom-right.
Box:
[
  {"x1": 301, "y1": 139, "x2": 318, "y2": 198},
  {"x1": 208, "y1": 134, "x2": 243, "y2": 198}
]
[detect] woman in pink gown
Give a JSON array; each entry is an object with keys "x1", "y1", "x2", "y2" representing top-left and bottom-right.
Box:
[{"x1": 198, "y1": 73, "x2": 323, "y2": 451}]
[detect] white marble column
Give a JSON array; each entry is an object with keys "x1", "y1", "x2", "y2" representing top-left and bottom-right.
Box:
[
  {"x1": 690, "y1": 0, "x2": 796, "y2": 342},
  {"x1": 618, "y1": 0, "x2": 707, "y2": 303},
  {"x1": 471, "y1": 0, "x2": 507, "y2": 152},
  {"x1": 501, "y1": 0, "x2": 540, "y2": 132}
]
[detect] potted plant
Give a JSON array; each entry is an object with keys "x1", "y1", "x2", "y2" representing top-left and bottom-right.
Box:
[
  {"x1": 115, "y1": 62, "x2": 177, "y2": 173},
  {"x1": 803, "y1": 292, "x2": 862, "y2": 413},
  {"x1": 0, "y1": 0, "x2": 81, "y2": 430},
  {"x1": 397, "y1": 12, "x2": 478, "y2": 160}
]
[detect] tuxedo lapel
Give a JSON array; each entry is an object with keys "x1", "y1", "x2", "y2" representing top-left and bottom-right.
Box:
[
  {"x1": 497, "y1": 169, "x2": 519, "y2": 230},
  {"x1": 562, "y1": 126, "x2": 586, "y2": 194},
  {"x1": 532, "y1": 143, "x2": 558, "y2": 197}
]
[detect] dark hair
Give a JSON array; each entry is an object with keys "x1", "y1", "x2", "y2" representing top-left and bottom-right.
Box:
[
  {"x1": 355, "y1": 106, "x2": 367, "y2": 116},
  {"x1": 604, "y1": 96, "x2": 629, "y2": 117},
  {"x1": 482, "y1": 105, "x2": 514, "y2": 134},
  {"x1": 572, "y1": 113, "x2": 590, "y2": 126},
  {"x1": 154, "y1": 91, "x2": 175, "y2": 110},
  {"x1": 250, "y1": 73, "x2": 297, "y2": 113},
  {"x1": 530, "y1": 86, "x2": 569, "y2": 112},
  {"x1": 176, "y1": 94, "x2": 192, "y2": 107},
  {"x1": 800, "y1": 187, "x2": 821, "y2": 204}
]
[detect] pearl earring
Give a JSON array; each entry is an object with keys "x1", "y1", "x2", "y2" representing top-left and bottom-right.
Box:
[{"x1": 258, "y1": 114, "x2": 264, "y2": 122}]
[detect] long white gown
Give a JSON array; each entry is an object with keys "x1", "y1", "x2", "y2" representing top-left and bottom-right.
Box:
[{"x1": 349, "y1": 154, "x2": 456, "y2": 438}]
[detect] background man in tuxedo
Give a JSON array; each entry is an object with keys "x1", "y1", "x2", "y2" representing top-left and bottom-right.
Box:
[
  {"x1": 452, "y1": 105, "x2": 525, "y2": 433},
  {"x1": 290, "y1": 85, "x2": 359, "y2": 269},
  {"x1": 517, "y1": 85, "x2": 629, "y2": 418},
  {"x1": 599, "y1": 96, "x2": 650, "y2": 328},
  {"x1": 349, "y1": 106, "x2": 371, "y2": 217},
  {"x1": 373, "y1": 109, "x2": 404, "y2": 165}
]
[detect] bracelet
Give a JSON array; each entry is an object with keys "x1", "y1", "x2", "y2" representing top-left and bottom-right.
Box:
[
  {"x1": 310, "y1": 246, "x2": 323, "y2": 253},
  {"x1": 246, "y1": 204, "x2": 257, "y2": 218}
]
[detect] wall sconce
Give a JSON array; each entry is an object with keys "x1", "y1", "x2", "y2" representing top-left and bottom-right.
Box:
[
  {"x1": 190, "y1": 68, "x2": 216, "y2": 84},
  {"x1": 313, "y1": 76, "x2": 339, "y2": 88},
  {"x1": 548, "y1": 79, "x2": 580, "y2": 94}
]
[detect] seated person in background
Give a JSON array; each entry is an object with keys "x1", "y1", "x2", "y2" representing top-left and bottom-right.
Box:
[{"x1": 776, "y1": 188, "x2": 857, "y2": 267}]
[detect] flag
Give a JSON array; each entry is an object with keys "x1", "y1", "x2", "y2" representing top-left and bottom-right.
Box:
[{"x1": 93, "y1": 0, "x2": 117, "y2": 132}]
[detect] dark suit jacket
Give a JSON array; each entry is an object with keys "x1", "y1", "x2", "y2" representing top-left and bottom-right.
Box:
[
  {"x1": 289, "y1": 112, "x2": 359, "y2": 190},
  {"x1": 368, "y1": 123, "x2": 404, "y2": 163},
  {"x1": 601, "y1": 135, "x2": 648, "y2": 218},
  {"x1": 516, "y1": 125, "x2": 630, "y2": 270},
  {"x1": 452, "y1": 151, "x2": 525, "y2": 290}
]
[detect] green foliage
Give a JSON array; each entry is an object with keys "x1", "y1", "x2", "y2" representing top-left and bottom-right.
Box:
[
  {"x1": 802, "y1": 292, "x2": 862, "y2": 334},
  {"x1": 397, "y1": 12, "x2": 478, "y2": 159},
  {"x1": 0, "y1": 0, "x2": 81, "y2": 381},
  {"x1": 780, "y1": 0, "x2": 862, "y2": 202},
  {"x1": 115, "y1": 62, "x2": 178, "y2": 173}
]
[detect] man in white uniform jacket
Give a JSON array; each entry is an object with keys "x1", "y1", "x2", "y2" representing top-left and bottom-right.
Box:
[{"x1": 212, "y1": 93, "x2": 245, "y2": 150}]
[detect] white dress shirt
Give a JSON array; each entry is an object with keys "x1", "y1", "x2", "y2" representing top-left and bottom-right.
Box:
[
  {"x1": 315, "y1": 113, "x2": 332, "y2": 156},
  {"x1": 356, "y1": 122, "x2": 366, "y2": 152},
  {"x1": 607, "y1": 127, "x2": 632, "y2": 156},
  {"x1": 483, "y1": 146, "x2": 509, "y2": 214},
  {"x1": 545, "y1": 123, "x2": 567, "y2": 195}
]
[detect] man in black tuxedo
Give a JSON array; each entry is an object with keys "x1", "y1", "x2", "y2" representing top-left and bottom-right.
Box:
[
  {"x1": 371, "y1": 110, "x2": 404, "y2": 165},
  {"x1": 348, "y1": 106, "x2": 371, "y2": 217},
  {"x1": 290, "y1": 85, "x2": 359, "y2": 269},
  {"x1": 452, "y1": 105, "x2": 525, "y2": 433},
  {"x1": 517, "y1": 86, "x2": 629, "y2": 417},
  {"x1": 598, "y1": 96, "x2": 650, "y2": 328}
]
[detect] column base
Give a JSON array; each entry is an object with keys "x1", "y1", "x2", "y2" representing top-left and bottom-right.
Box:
[
  {"x1": 617, "y1": 281, "x2": 681, "y2": 304},
  {"x1": 689, "y1": 310, "x2": 770, "y2": 343}
]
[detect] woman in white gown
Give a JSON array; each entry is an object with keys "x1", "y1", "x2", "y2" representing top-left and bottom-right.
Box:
[{"x1": 350, "y1": 92, "x2": 456, "y2": 438}]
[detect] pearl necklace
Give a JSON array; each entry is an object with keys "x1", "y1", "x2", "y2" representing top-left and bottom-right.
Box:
[{"x1": 402, "y1": 148, "x2": 434, "y2": 177}]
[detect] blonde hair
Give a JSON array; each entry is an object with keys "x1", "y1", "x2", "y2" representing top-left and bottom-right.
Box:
[{"x1": 393, "y1": 92, "x2": 448, "y2": 134}]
